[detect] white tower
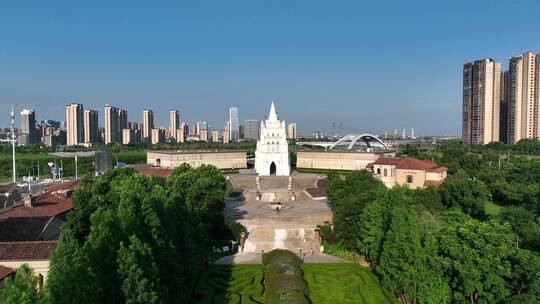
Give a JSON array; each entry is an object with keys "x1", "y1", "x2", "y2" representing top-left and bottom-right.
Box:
[{"x1": 255, "y1": 102, "x2": 290, "y2": 176}]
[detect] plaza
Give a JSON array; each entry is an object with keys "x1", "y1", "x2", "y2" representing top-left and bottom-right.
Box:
[{"x1": 223, "y1": 173, "x2": 332, "y2": 256}]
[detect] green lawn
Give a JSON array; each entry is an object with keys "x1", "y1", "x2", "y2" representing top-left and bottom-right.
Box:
[
  {"x1": 485, "y1": 201, "x2": 503, "y2": 216},
  {"x1": 304, "y1": 264, "x2": 397, "y2": 304},
  {"x1": 192, "y1": 265, "x2": 265, "y2": 303},
  {"x1": 192, "y1": 264, "x2": 396, "y2": 304}
]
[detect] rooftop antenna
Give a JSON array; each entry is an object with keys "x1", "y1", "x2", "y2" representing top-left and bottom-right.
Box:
[{"x1": 0, "y1": 105, "x2": 17, "y2": 183}]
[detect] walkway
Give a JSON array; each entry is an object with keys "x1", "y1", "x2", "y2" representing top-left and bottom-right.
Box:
[{"x1": 214, "y1": 253, "x2": 349, "y2": 265}]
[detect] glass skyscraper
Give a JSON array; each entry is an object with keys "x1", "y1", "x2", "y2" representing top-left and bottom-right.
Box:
[{"x1": 229, "y1": 107, "x2": 239, "y2": 142}]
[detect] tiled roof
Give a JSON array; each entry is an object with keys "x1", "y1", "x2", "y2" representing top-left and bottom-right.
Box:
[
  {"x1": 424, "y1": 180, "x2": 445, "y2": 186},
  {"x1": 0, "y1": 241, "x2": 58, "y2": 261},
  {"x1": 395, "y1": 158, "x2": 438, "y2": 170},
  {"x1": 0, "y1": 217, "x2": 52, "y2": 242},
  {"x1": 372, "y1": 158, "x2": 403, "y2": 166},
  {"x1": 0, "y1": 193, "x2": 72, "y2": 242},
  {"x1": 0, "y1": 184, "x2": 17, "y2": 193},
  {"x1": 426, "y1": 166, "x2": 448, "y2": 173},
  {"x1": 134, "y1": 166, "x2": 173, "y2": 178},
  {"x1": 0, "y1": 193, "x2": 72, "y2": 219},
  {"x1": 372, "y1": 157, "x2": 446, "y2": 172},
  {"x1": 0, "y1": 265, "x2": 13, "y2": 280},
  {"x1": 44, "y1": 180, "x2": 80, "y2": 193}
]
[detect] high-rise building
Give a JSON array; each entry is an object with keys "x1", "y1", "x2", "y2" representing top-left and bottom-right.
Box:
[
  {"x1": 211, "y1": 130, "x2": 220, "y2": 142},
  {"x1": 177, "y1": 122, "x2": 189, "y2": 143},
  {"x1": 66, "y1": 103, "x2": 84, "y2": 145},
  {"x1": 194, "y1": 121, "x2": 207, "y2": 137},
  {"x1": 151, "y1": 128, "x2": 165, "y2": 144},
  {"x1": 223, "y1": 121, "x2": 230, "y2": 143},
  {"x1": 83, "y1": 109, "x2": 99, "y2": 144},
  {"x1": 142, "y1": 109, "x2": 154, "y2": 142},
  {"x1": 229, "y1": 107, "x2": 239, "y2": 142},
  {"x1": 20, "y1": 109, "x2": 37, "y2": 145},
  {"x1": 287, "y1": 122, "x2": 297, "y2": 139},
  {"x1": 507, "y1": 51, "x2": 540, "y2": 144},
  {"x1": 122, "y1": 128, "x2": 133, "y2": 145},
  {"x1": 499, "y1": 71, "x2": 510, "y2": 143},
  {"x1": 104, "y1": 105, "x2": 128, "y2": 144},
  {"x1": 462, "y1": 58, "x2": 502, "y2": 144},
  {"x1": 200, "y1": 129, "x2": 208, "y2": 142},
  {"x1": 243, "y1": 119, "x2": 260, "y2": 140},
  {"x1": 169, "y1": 110, "x2": 179, "y2": 140}
]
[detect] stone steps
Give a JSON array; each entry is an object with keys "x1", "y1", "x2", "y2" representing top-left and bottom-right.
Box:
[{"x1": 242, "y1": 227, "x2": 321, "y2": 254}]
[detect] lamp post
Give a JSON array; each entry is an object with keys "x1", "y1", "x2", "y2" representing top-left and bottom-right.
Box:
[{"x1": 0, "y1": 106, "x2": 17, "y2": 183}]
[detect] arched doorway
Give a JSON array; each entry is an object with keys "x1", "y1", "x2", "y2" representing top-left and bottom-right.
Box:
[{"x1": 270, "y1": 162, "x2": 277, "y2": 175}]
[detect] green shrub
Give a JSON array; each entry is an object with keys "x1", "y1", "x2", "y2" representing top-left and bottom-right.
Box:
[{"x1": 262, "y1": 249, "x2": 309, "y2": 304}]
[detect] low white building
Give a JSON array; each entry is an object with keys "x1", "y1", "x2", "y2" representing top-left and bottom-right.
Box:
[{"x1": 255, "y1": 102, "x2": 290, "y2": 176}]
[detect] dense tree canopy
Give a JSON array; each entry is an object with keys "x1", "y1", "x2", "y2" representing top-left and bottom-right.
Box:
[
  {"x1": 327, "y1": 141, "x2": 540, "y2": 303},
  {"x1": 0, "y1": 264, "x2": 41, "y2": 304},
  {"x1": 42, "y1": 164, "x2": 229, "y2": 304}
]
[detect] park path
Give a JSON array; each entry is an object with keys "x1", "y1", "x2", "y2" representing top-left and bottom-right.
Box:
[{"x1": 214, "y1": 253, "x2": 350, "y2": 265}]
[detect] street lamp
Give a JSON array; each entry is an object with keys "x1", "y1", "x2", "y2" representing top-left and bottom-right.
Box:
[{"x1": 0, "y1": 106, "x2": 17, "y2": 183}]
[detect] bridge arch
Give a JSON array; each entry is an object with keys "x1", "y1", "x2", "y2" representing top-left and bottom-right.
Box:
[{"x1": 329, "y1": 133, "x2": 389, "y2": 151}]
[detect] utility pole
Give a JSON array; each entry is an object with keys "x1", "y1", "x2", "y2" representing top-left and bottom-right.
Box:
[{"x1": 0, "y1": 106, "x2": 17, "y2": 183}]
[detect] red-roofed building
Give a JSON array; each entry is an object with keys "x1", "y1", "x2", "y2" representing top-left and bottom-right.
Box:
[
  {"x1": 134, "y1": 166, "x2": 173, "y2": 178},
  {"x1": 0, "y1": 265, "x2": 13, "y2": 288},
  {"x1": 368, "y1": 157, "x2": 447, "y2": 189},
  {"x1": 0, "y1": 193, "x2": 72, "y2": 242},
  {"x1": 0, "y1": 241, "x2": 58, "y2": 287}
]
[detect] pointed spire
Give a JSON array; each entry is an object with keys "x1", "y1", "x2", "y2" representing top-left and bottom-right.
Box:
[{"x1": 268, "y1": 102, "x2": 278, "y2": 121}]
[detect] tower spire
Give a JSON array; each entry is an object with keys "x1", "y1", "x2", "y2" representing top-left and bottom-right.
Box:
[{"x1": 268, "y1": 102, "x2": 278, "y2": 121}]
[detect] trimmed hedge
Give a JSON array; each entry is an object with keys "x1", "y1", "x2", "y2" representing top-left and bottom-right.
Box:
[{"x1": 262, "y1": 249, "x2": 309, "y2": 304}]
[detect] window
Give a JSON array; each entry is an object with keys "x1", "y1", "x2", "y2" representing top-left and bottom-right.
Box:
[
  {"x1": 376, "y1": 168, "x2": 381, "y2": 174},
  {"x1": 383, "y1": 168, "x2": 388, "y2": 177},
  {"x1": 406, "y1": 175, "x2": 413, "y2": 184}
]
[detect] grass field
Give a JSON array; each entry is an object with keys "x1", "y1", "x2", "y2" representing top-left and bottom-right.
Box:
[
  {"x1": 304, "y1": 264, "x2": 397, "y2": 304},
  {"x1": 192, "y1": 264, "x2": 395, "y2": 304},
  {"x1": 485, "y1": 201, "x2": 504, "y2": 216},
  {"x1": 192, "y1": 265, "x2": 265, "y2": 303}
]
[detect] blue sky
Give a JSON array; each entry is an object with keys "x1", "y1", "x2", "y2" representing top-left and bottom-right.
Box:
[{"x1": 1, "y1": 0, "x2": 539, "y2": 136}]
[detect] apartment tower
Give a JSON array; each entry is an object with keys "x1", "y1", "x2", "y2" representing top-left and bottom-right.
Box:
[
  {"x1": 507, "y1": 52, "x2": 540, "y2": 144},
  {"x1": 83, "y1": 109, "x2": 99, "y2": 144},
  {"x1": 66, "y1": 103, "x2": 84, "y2": 145},
  {"x1": 142, "y1": 109, "x2": 154, "y2": 142},
  {"x1": 104, "y1": 105, "x2": 127, "y2": 144},
  {"x1": 20, "y1": 109, "x2": 37, "y2": 145},
  {"x1": 287, "y1": 122, "x2": 297, "y2": 139},
  {"x1": 462, "y1": 59, "x2": 502, "y2": 144},
  {"x1": 169, "y1": 110, "x2": 179, "y2": 141}
]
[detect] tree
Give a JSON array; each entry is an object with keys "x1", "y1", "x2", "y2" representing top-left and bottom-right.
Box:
[
  {"x1": 117, "y1": 235, "x2": 161, "y2": 304},
  {"x1": 376, "y1": 206, "x2": 449, "y2": 304},
  {"x1": 0, "y1": 264, "x2": 40, "y2": 304},
  {"x1": 327, "y1": 170, "x2": 384, "y2": 249},
  {"x1": 438, "y1": 212, "x2": 514, "y2": 303},
  {"x1": 439, "y1": 178, "x2": 488, "y2": 219},
  {"x1": 83, "y1": 207, "x2": 123, "y2": 303},
  {"x1": 506, "y1": 248, "x2": 540, "y2": 302},
  {"x1": 356, "y1": 187, "x2": 410, "y2": 264},
  {"x1": 45, "y1": 228, "x2": 100, "y2": 304}
]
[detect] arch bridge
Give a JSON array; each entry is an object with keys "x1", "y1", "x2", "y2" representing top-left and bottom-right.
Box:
[{"x1": 297, "y1": 133, "x2": 390, "y2": 152}]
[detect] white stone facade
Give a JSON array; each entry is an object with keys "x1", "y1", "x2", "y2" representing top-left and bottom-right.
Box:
[{"x1": 255, "y1": 102, "x2": 290, "y2": 176}]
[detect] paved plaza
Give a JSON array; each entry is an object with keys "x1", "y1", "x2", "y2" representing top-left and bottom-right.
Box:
[{"x1": 223, "y1": 173, "x2": 333, "y2": 259}]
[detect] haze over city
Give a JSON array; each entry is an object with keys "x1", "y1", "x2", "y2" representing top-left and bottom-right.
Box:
[{"x1": 1, "y1": 0, "x2": 540, "y2": 135}]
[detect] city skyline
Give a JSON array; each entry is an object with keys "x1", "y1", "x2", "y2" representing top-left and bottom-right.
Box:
[{"x1": 1, "y1": 1, "x2": 540, "y2": 135}]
